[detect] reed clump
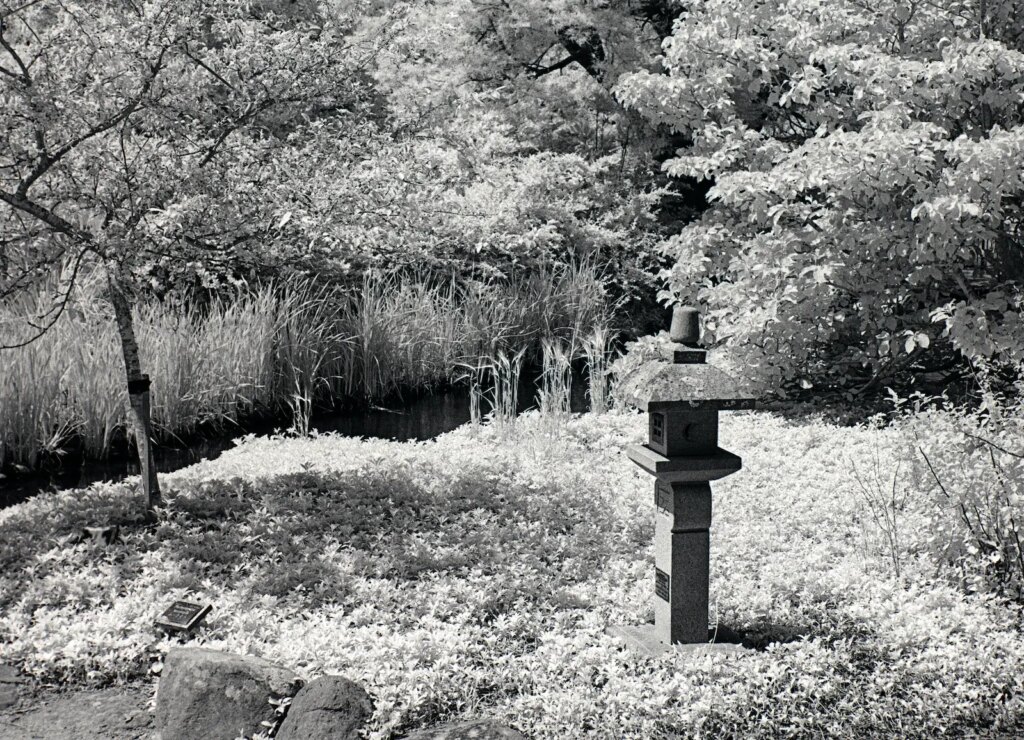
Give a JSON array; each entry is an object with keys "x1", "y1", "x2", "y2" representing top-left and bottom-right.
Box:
[
  {"x1": 582, "y1": 326, "x2": 613, "y2": 414},
  {"x1": 0, "y1": 264, "x2": 611, "y2": 470},
  {"x1": 537, "y1": 338, "x2": 573, "y2": 419}
]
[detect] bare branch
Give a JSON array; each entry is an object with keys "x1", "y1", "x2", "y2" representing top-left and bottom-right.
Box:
[
  {"x1": 526, "y1": 55, "x2": 579, "y2": 78},
  {"x1": 183, "y1": 42, "x2": 236, "y2": 90},
  {"x1": 0, "y1": 189, "x2": 92, "y2": 242},
  {"x1": 0, "y1": 0, "x2": 47, "y2": 23},
  {"x1": 0, "y1": 18, "x2": 31, "y2": 82}
]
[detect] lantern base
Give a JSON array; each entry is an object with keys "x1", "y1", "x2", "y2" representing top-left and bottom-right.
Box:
[{"x1": 606, "y1": 624, "x2": 750, "y2": 658}]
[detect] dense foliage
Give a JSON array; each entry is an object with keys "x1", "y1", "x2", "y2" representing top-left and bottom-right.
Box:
[
  {"x1": 3, "y1": 5, "x2": 1023, "y2": 736},
  {"x1": 897, "y1": 388, "x2": 1024, "y2": 600},
  {"x1": 0, "y1": 0, "x2": 674, "y2": 481},
  {"x1": 314, "y1": 0, "x2": 676, "y2": 305},
  {"x1": 0, "y1": 0, "x2": 401, "y2": 505},
  {"x1": 0, "y1": 0, "x2": 673, "y2": 313},
  {"x1": 5, "y1": 0, "x2": 1024, "y2": 404},
  {"x1": 2, "y1": 411, "x2": 1023, "y2": 738},
  {"x1": 0, "y1": 0, "x2": 384, "y2": 318},
  {"x1": 617, "y1": 0, "x2": 1024, "y2": 396}
]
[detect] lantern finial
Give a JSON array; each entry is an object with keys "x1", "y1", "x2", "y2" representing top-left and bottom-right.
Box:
[{"x1": 669, "y1": 306, "x2": 700, "y2": 345}]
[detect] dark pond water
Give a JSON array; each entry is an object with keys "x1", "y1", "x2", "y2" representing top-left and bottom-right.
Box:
[{"x1": 0, "y1": 368, "x2": 590, "y2": 509}]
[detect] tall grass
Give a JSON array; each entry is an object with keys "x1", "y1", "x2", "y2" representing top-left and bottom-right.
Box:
[
  {"x1": 461, "y1": 347, "x2": 526, "y2": 438},
  {"x1": 582, "y1": 326, "x2": 613, "y2": 414},
  {"x1": 466, "y1": 361, "x2": 485, "y2": 430},
  {"x1": 0, "y1": 264, "x2": 610, "y2": 470},
  {"x1": 537, "y1": 338, "x2": 573, "y2": 420},
  {"x1": 533, "y1": 338, "x2": 574, "y2": 438},
  {"x1": 489, "y1": 348, "x2": 526, "y2": 435}
]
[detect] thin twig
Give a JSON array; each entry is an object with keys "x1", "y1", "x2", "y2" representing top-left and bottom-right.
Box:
[{"x1": 964, "y1": 431, "x2": 1024, "y2": 459}]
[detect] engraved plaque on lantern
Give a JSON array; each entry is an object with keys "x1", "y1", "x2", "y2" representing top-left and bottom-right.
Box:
[{"x1": 654, "y1": 568, "x2": 670, "y2": 602}]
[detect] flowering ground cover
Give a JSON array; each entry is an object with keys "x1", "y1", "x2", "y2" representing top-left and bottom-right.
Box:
[{"x1": 1, "y1": 411, "x2": 1022, "y2": 738}]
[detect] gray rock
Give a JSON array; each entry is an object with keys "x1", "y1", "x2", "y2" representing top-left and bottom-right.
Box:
[
  {"x1": 155, "y1": 648, "x2": 303, "y2": 740},
  {"x1": 0, "y1": 684, "x2": 17, "y2": 710},
  {"x1": 404, "y1": 719, "x2": 527, "y2": 739},
  {"x1": 0, "y1": 664, "x2": 25, "y2": 684},
  {"x1": 276, "y1": 675, "x2": 372, "y2": 740}
]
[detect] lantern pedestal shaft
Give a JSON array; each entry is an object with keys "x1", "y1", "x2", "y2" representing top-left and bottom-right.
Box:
[
  {"x1": 655, "y1": 528, "x2": 709, "y2": 643},
  {"x1": 654, "y1": 481, "x2": 712, "y2": 644}
]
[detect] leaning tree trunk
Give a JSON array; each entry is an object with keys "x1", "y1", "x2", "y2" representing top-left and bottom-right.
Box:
[{"x1": 107, "y1": 273, "x2": 161, "y2": 511}]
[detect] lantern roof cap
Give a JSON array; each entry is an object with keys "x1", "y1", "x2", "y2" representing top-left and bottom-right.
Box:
[{"x1": 617, "y1": 361, "x2": 755, "y2": 411}]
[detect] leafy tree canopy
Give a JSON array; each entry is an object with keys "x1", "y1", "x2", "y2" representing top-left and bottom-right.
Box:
[
  {"x1": 0, "y1": 0, "x2": 391, "y2": 507},
  {"x1": 308, "y1": 0, "x2": 684, "y2": 309},
  {"x1": 617, "y1": 0, "x2": 1024, "y2": 397},
  {"x1": 0, "y1": 0, "x2": 386, "y2": 336}
]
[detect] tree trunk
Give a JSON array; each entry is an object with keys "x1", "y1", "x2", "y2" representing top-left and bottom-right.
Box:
[{"x1": 107, "y1": 272, "x2": 161, "y2": 511}]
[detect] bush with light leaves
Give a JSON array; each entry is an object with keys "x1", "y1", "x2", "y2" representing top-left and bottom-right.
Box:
[{"x1": 617, "y1": 0, "x2": 1024, "y2": 399}]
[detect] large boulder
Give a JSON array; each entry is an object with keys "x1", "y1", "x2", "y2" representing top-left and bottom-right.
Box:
[
  {"x1": 404, "y1": 719, "x2": 527, "y2": 739},
  {"x1": 276, "y1": 675, "x2": 372, "y2": 740},
  {"x1": 155, "y1": 648, "x2": 303, "y2": 740}
]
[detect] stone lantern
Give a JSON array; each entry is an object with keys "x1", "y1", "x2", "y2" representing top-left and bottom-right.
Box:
[{"x1": 610, "y1": 306, "x2": 754, "y2": 653}]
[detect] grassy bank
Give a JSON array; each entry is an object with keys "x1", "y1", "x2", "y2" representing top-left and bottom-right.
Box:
[
  {"x1": 0, "y1": 410, "x2": 1022, "y2": 737},
  {"x1": 0, "y1": 266, "x2": 610, "y2": 471}
]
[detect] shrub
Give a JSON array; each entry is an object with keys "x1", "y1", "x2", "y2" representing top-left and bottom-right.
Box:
[
  {"x1": 895, "y1": 392, "x2": 1024, "y2": 601},
  {"x1": 617, "y1": 0, "x2": 1024, "y2": 396}
]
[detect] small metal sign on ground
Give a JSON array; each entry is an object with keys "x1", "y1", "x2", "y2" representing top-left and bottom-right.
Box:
[
  {"x1": 155, "y1": 601, "x2": 211, "y2": 634},
  {"x1": 79, "y1": 525, "x2": 120, "y2": 545}
]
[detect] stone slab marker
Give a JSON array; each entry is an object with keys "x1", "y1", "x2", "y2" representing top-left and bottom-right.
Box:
[{"x1": 610, "y1": 306, "x2": 754, "y2": 654}]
